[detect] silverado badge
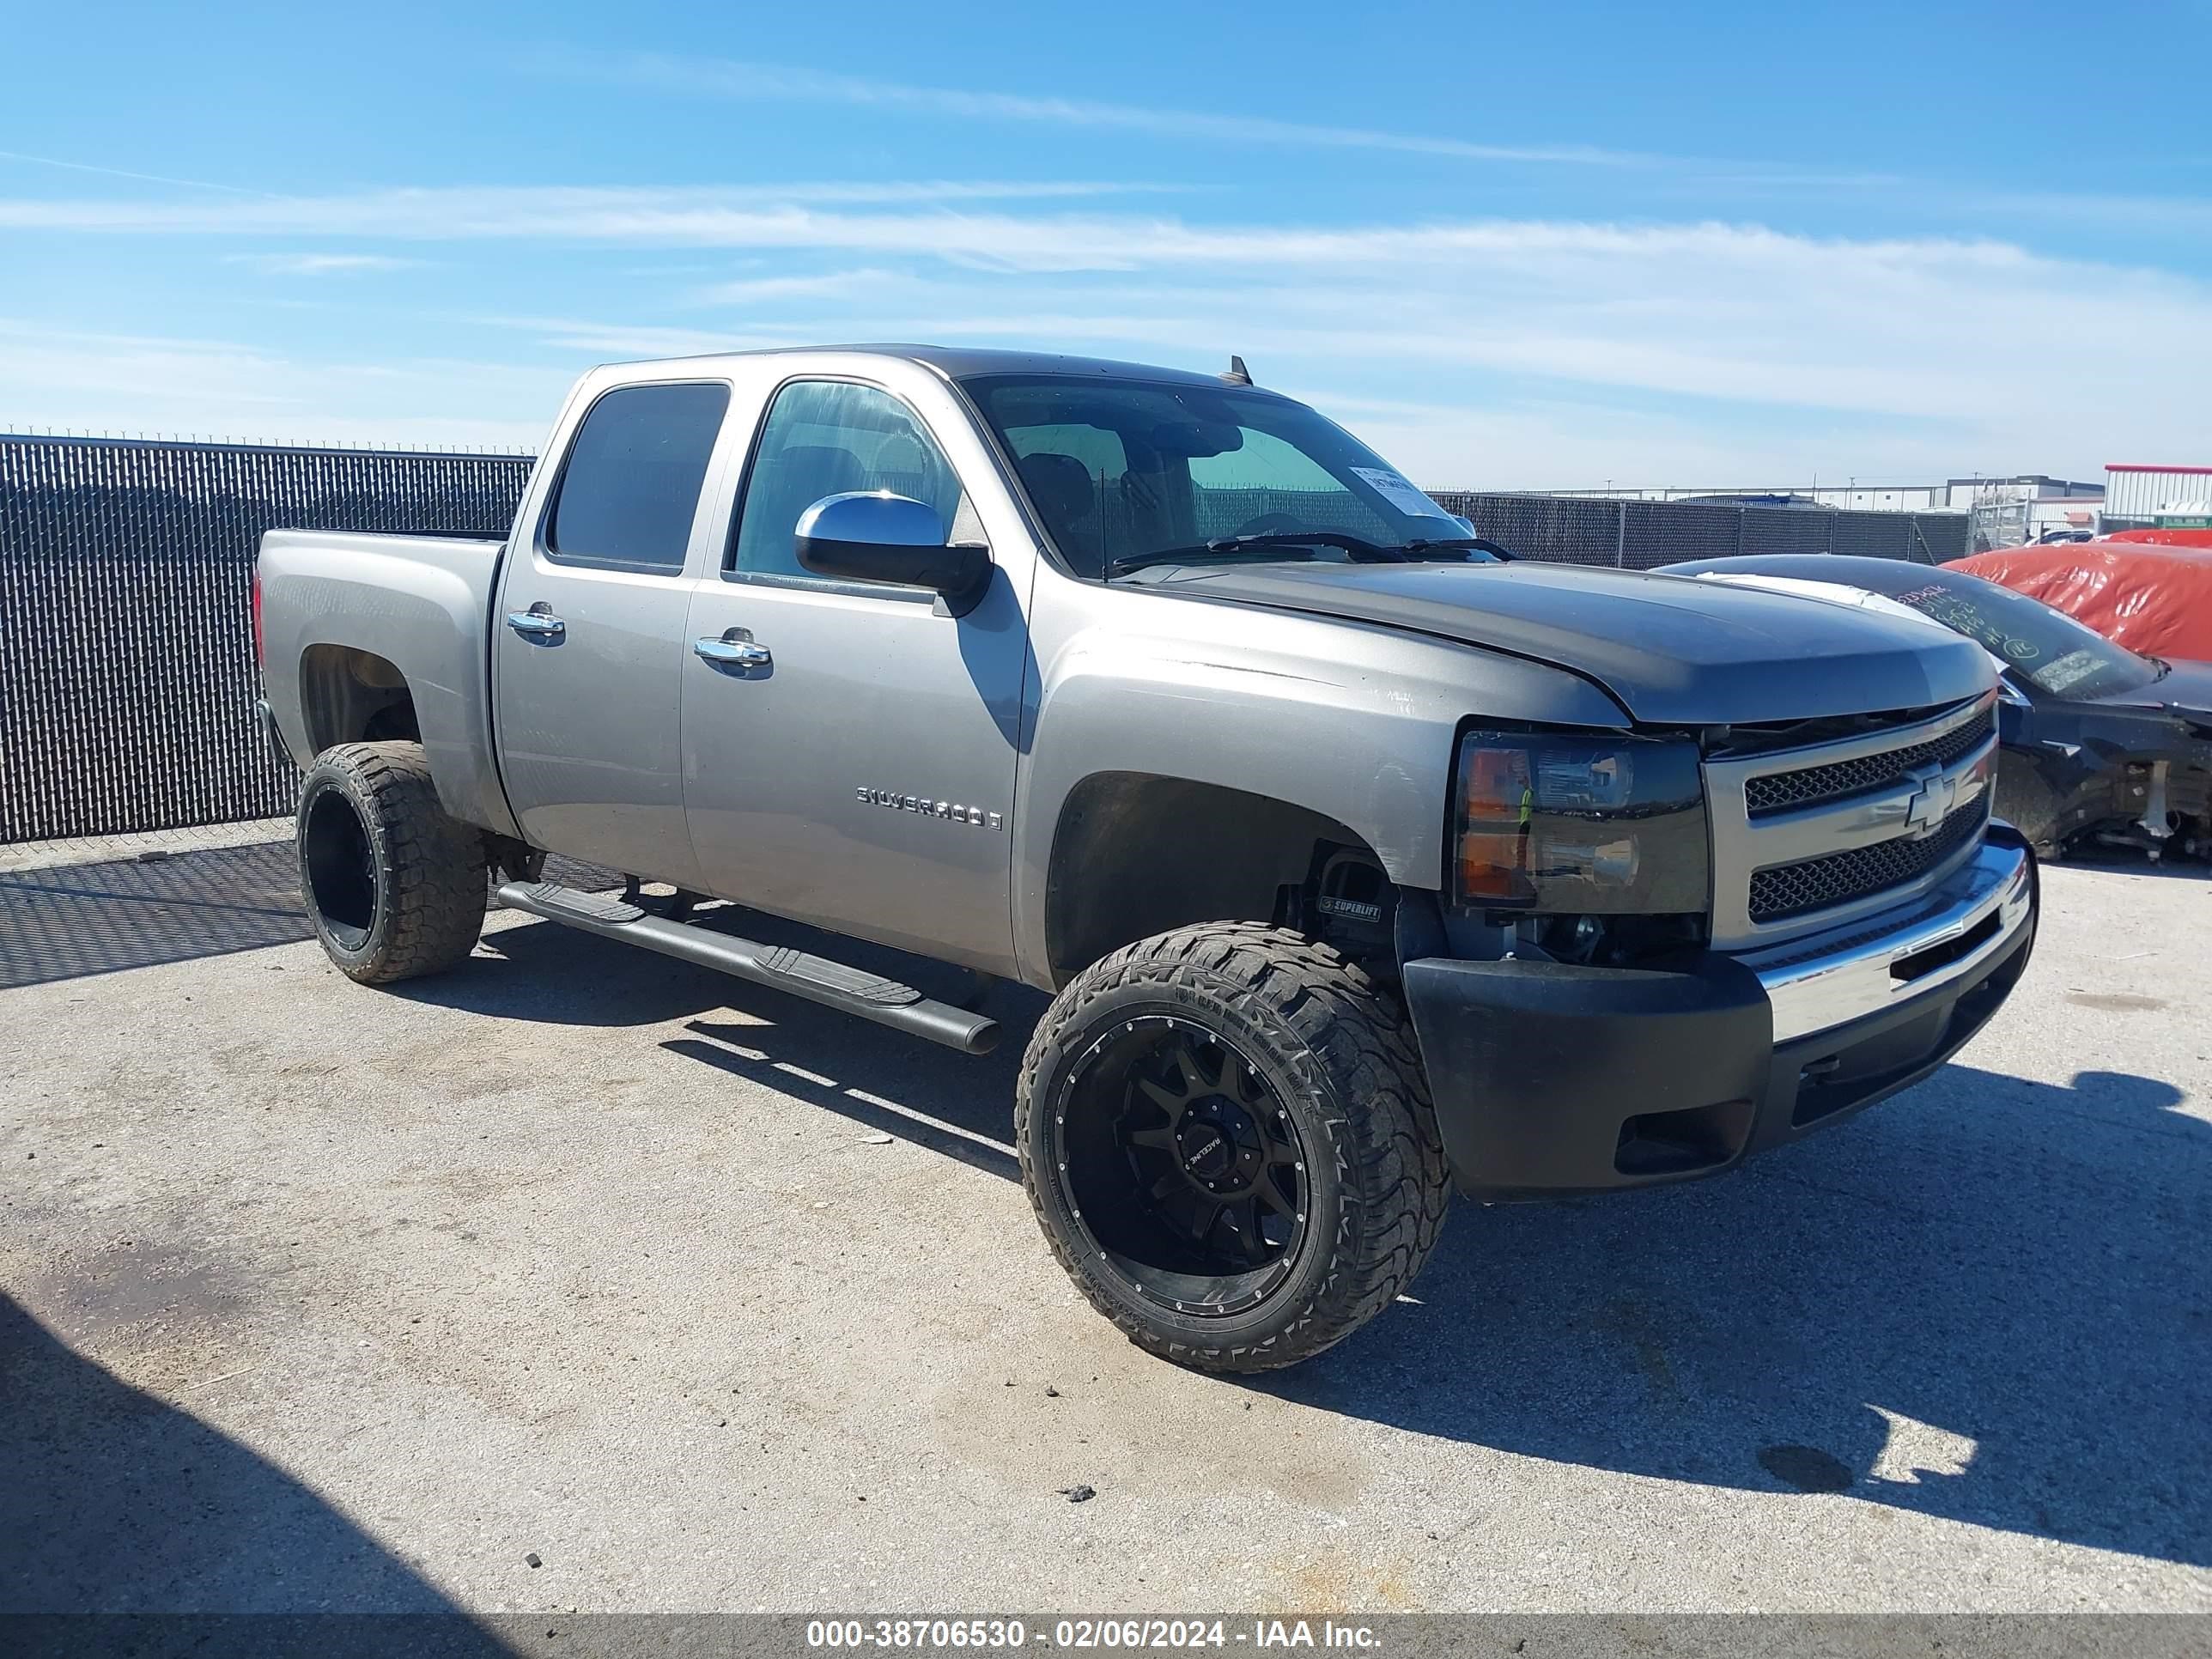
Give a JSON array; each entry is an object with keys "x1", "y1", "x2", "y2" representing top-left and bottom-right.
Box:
[{"x1": 857, "y1": 787, "x2": 1003, "y2": 830}]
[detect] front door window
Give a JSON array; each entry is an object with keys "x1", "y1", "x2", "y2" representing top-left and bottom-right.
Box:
[{"x1": 728, "y1": 380, "x2": 963, "y2": 581}]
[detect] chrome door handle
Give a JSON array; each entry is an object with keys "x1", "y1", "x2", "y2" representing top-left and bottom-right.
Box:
[
  {"x1": 694, "y1": 635, "x2": 772, "y2": 671},
  {"x1": 506, "y1": 609, "x2": 566, "y2": 641}
]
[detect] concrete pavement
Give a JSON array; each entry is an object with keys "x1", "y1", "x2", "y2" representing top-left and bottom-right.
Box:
[{"x1": 3, "y1": 842, "x2": 2207, "y2": 1615}]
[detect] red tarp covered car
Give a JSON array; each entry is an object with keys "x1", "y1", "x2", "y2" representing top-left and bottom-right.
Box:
[
  {"x1": 2106, "y1": 527, "x2": 2212, "y2": 549},
  {"x1": 1950, "y1": 542, "x2": 2212, "y2": 661}
]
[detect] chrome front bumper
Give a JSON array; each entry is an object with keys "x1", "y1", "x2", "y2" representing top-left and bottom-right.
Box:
[{"x1": 1741, "y1": 836, "x2": 2037, "y2": 1044}]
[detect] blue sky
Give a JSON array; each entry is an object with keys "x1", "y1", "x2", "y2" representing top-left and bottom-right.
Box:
[{"x1": 2, "y1": 0, "x2": 2206, "y2": 486}]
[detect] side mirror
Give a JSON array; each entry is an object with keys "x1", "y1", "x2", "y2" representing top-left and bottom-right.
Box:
[
  {"x1": 1996, "y1": 672, "x2": 2032, "y2": 744},
  {"x1": 794, "y1": 492, "x2": 990, "y2": 605}
]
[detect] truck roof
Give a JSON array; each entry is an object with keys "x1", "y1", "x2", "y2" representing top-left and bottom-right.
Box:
[{"x1": 605, "y1": 343, "x2": 1244, "y2": 390}]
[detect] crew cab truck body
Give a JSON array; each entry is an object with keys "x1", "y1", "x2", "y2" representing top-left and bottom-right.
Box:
[{"x1": 257, "y1": 346, "x2": 2038, "y2": 1370}]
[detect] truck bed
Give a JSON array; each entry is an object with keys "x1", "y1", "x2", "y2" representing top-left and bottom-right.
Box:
[{"x1": 257, "y1": 528, "x2": 518, "y2": 839}]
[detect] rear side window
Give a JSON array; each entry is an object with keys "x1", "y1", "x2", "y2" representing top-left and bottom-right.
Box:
[{"x1": 547, "y1": 382, "x2": 731, "y2": 571}]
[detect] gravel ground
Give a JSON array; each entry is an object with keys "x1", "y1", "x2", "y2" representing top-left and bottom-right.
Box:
[{"x1": 1, "y1": 841, "x2": 2207, "y2": 1616}]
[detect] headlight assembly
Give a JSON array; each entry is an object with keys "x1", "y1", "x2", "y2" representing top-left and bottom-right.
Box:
[{"x1": 1453, "y1": 731, "x2": 1710, "y2": 915}]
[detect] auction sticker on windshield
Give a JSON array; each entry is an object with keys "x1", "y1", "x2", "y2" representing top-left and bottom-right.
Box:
[
  {"x1": 1349, "y1": 466, "x2": 1452, "y2": 520},
  {"x1": 2036, "y1": 648, "x2": 2105, "y2": 695}
]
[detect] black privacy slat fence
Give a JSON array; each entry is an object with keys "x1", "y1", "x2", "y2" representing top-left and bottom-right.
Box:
[
  {"x1": 0, "y1": 436, "x2": 532, "y2": 843},
  {"x1": 1425, "y1": 492, "x2": 1968, "y2": 569},
  {"x1": 0, "y1": 434, "x2": 1969, "y2": 844}
]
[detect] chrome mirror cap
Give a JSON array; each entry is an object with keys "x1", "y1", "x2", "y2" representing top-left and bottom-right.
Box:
[
  {"x1": 796, "y1": 491, "x2": 945, "y2": 549},
  {"x1": 793, "y1": 490, "x2": 990, "y2": 611}
]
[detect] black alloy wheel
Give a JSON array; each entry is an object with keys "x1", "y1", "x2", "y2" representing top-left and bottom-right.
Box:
[
  {"x1": 1017, "y1": 922, "x2": 1449, "y2": 1372},
  {"x1": 1051, "y1": 1014, "x2": 1310, "y2": 1317},
  {"x1": 301, "y1": 778, "x2": 380, "y2": 951}
]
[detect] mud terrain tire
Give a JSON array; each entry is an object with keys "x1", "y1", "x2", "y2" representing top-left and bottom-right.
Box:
[
  {"x1": 296, "y1": 741, "x2": 484, "y2": 985},
  {"x1": 1018, "y1": 922, "x2": 1449, "y2": 1372}
]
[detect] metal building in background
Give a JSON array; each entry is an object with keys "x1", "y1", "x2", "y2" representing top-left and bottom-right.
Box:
[
  {"x1": 0, "y1": 435, "x2": 532, "y2": 843},
  {"x1": 2105, "y1": 464, "x2": 2212, "y2": 527}
]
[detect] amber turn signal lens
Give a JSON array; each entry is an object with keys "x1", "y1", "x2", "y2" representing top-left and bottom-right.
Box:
[
  {"x1": 1459, "y1": 745, "x2": 1533, "y2": 817},
  {"x1": 1458, "y1": 829, "x2": 1532, "y2": 900}
]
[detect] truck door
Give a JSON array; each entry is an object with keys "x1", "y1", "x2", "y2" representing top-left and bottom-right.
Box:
[
  {"x1": 681, "y1": 375, "x2": 1027, "y2": 975},
  {"x1": 493, "y1": 379, "x2": 732, "y2": 888}
]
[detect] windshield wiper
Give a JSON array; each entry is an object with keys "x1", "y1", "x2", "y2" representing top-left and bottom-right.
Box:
[
  {"x1": 1107, "y1": 531, "x2": 1409, "y2": 578},
  {"x1": 1391, "y1": 536, "x2": 1514, "y2": 562}
]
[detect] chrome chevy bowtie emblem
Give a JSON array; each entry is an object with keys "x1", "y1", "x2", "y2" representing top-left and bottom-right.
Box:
[{"x1": 1902, "y1": 768, "x2": 1957, "y2": 836}]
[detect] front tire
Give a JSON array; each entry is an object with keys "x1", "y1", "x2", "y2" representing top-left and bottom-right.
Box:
[
  {"x1": 1017, "y1": 923, "x2": 1449, "y2": 1373},
  {"x1": 296, "y1": 741, "x2": 485, "y2": 985}
]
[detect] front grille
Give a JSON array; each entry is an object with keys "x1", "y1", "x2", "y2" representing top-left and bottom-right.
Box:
[
  {"x1": 1747, "y1": 796, "x2": 1989, "y2": 923},
  {"x1": 1745, "y1": 707, "x2": 1993, "y2": 817}
]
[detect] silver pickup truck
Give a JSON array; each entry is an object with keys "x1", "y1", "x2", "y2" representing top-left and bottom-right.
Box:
[{"x1": 255, "y1": 346, "x2": 2038, "y2": 1371}]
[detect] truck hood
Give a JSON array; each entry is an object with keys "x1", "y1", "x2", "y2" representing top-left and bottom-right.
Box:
[
  {"x1": 1152, "y1": 560, "x2": 1996, "y2": 726},
  {"x1": 2082, "y1": 657, "x2": 2212, "y2": 729}
]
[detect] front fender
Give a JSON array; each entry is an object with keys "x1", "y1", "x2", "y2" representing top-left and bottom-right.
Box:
[{"x1": 1009, "y1": 593, "x2": 1629, "y2": 986}]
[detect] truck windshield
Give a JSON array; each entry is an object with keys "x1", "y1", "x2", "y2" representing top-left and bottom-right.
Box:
[
  {"x1": 1868, "y1": 569, "x2": 2163, "y2": 700},
  {"x1": 962, "y1": 374, "x2": 1491, "y2": 580}
]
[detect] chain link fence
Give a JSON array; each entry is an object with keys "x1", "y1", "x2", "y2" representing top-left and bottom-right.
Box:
[
  {"x1": 1, "y1": 436, "x2": 532, "y2": 843},
  {"x1": 1429, "y1": 491, "x2": 1967, "y2": 569},
  {"x1": 2, "y1": 435, "x2": 1970, "y2": 844}
]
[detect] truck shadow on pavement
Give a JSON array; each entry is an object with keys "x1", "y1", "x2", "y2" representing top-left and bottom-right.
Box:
[
  {"x1": 434, "y1": 904, "x2": 1045, "y2": 1036},
  {"x1": 0, "y1": 1291, "x2": 509, "y2": 1644},
  {"x1": 1267, "y1": 1063, "x2": 2211, "y2": 1572},
  {"x1": 406, "y1": 920, "x2": 2209, "y2": 1571},
  {"x1": 410, "y1": 913, "x2": 1041, "y2": 1176},
  {"x1": 425, "y1": 915, "x2": 766, "y2": 1029}
]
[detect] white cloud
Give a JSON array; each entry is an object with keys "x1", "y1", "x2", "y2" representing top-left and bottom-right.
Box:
[
  {"x1": 694, "y1": 267, "x2": 917, "y2": 304},
  {"x1": 0, "y1": 321, "x2": 557, "y2": 449},
  {"x1": 629, "y1": 219, "x2": 2210, "y2": 478},
  {"x1": 479, "y1": 314, "x2": 810, "y2": 358},
  {"x1": 0, "y1": 147, "x2": 267, "y2": 196},
  {"x1": 1322, "y1": 400, "x2": 1950, "y2": 494},
  {"x1": 0, "y1": 182, "x2": 2084, "y2": 284},
  {"x1": 564, "y1": 52, "x2": 1650, "y2": 168},
  {"x1": 532, "y1": 55, "x2": 2212, "y2": 233},
  {"x1": 0, "y1": 181, "x2": 1193, "y2": 246},
  {"x1": 3, "y1": 184, "x2": 2205, "y2": 483},
  {"x1": 226, "y1": 252, "x2": 425, "y2": 276}
]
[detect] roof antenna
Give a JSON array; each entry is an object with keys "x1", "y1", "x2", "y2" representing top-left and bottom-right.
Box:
[{"x1": 1220, "y1": 355, "x2": 1252, "y2": 386}]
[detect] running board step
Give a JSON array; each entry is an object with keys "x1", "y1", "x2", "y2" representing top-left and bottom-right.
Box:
[{"x1": 495, "y1": 880, "x2": 1000, "y2": 1054}]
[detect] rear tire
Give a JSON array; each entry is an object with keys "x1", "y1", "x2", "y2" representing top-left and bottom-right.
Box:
[
  {"x1": 1017, "y1": 922, "x2": 1449, "y2": 1373},
  {"x1": 296, "y1": 741, "x2": 485, "y2": 984}
]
